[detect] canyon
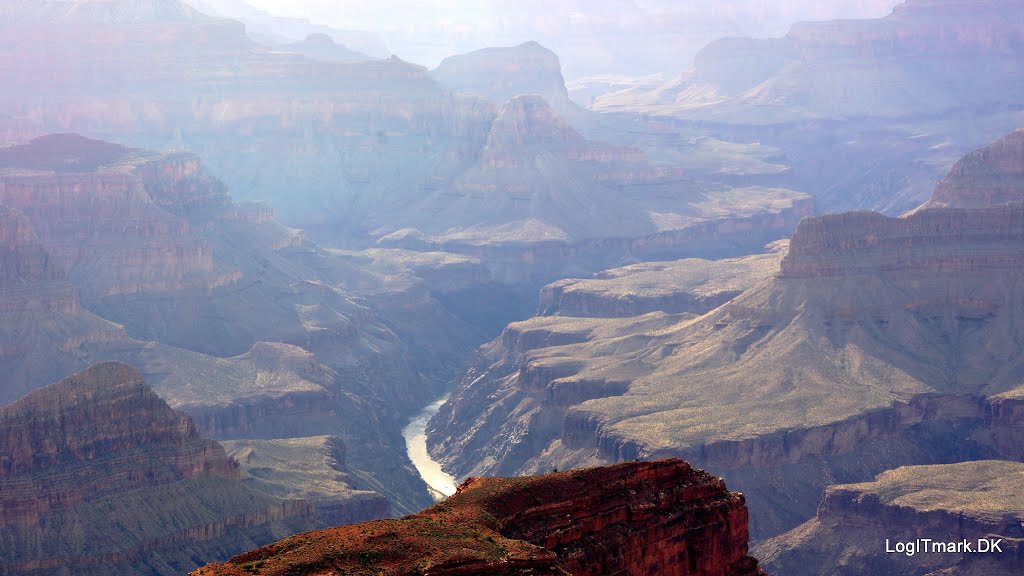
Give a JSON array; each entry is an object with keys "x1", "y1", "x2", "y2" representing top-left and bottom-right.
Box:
[
  {"x1": 0, "y1": 133, "x2": 504, "y2": 518},
  {"x1": 428, "y1": 130, "x2": 1024, "y2": 541},
  {"x1": 0, "y1": 1, "x2": 815, "y2": 286},
  {"x1": 193, "y1": 459, "x2": 767, "y2": 576}
]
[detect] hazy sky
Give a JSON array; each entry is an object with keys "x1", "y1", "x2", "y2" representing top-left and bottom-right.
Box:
[{"x1": 213, "y1": 0, "x2": 902, "y2": 77}]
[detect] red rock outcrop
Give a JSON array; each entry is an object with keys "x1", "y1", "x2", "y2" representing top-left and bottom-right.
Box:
[
  {"x1": 193, "y1": 459, "x2": 766, "y2": 576},
  {"x1": 0, "y1": 362, "x2": 315, "y2": 575}
]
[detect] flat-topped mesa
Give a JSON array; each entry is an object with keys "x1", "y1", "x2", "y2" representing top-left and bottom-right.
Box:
[
  {"x1": 193, "y1": 459, "x2": 767, "y2": 576},
  {"x1": 756, "y1": 461, "x2": 1024, "y2": 576},
  {"x1": 924, "y1": 128, "x2": 1024, "y2": 209},
  {"x1": 432, "y1": 41, "x2": 573, "y2": 115},
  {"x1": 0, "y1": 362, "x2": 314, "y2": 575}
]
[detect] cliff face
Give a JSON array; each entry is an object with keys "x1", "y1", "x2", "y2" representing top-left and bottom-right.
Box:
[
  {"x1": 0, "y1": 10, "x2": 812, "y2": 273},
  {"x1": 193, "y1": 459, "x2": 767, "y2": 576},
  {"x1": 0, "y1": 135, "x2": 222, "y2": 300},
  {"x1": 755, "y1": 461, "x2": 1024, "y2": 576},
  {"x1": 0, "y1": 204, "x2": 131, "y2": 403},
  {"x1": 0, "y1": 362, "x2": 315, "y2": 575}
]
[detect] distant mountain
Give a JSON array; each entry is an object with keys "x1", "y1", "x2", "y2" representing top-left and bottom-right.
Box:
[
  {"x1": 594, "y1": 0, "x2": 1024, "y2": 122},
  {"x1": 432, "y1": 41, "x2": 575, "y2": 116},
  {"x1": 428, "y1": 130, "x2": 1024, "y2": 540},
  {"x1": 590, "y1": 0, "x2": 1024, "y2": 216},
  {"x1": 275, "y1": 33, "x2": 372, "y2": 63},
  {"x1": 189, "y1": 0, "x2": 390, "y2": 57}
]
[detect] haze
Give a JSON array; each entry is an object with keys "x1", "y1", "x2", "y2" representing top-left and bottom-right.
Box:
[{"x1": 199, "y1": 0, "x2": 899, "y2": 76}]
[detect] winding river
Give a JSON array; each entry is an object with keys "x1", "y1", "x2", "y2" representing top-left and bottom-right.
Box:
[{"x1": 402, "y1": 395, "x2": 458, "y2": 500}]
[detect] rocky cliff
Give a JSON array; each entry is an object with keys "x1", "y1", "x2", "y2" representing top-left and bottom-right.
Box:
[
  {"x1": 429, "y1": 130, "x2": 1024, "y2": 540},
  {"x1": 755, "y1": 461, "x2": 1024, "y2": 576},
  {"x1": 193, "y1": 459, "x2": 767, "y2": 576},
  {"x1": 0, "y1": 362, "x2": 315, "y2": 575}
]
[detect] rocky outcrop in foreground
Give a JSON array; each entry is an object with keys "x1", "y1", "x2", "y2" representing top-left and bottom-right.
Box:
[
  {"x1": 0, "y1": 362, "x2": 314, "y2": 575},
  {"x1": 756, "y1": 461, "x2": 1024, "y2": 576},
  {"x1": 193, "y1": 459, "x2": 766, "y2": 576}
]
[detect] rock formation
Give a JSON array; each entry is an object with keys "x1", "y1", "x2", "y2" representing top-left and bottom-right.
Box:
[
  {"x1": 428, "y1": 130, "x2": 1024, "y2": 540},
  {"x1": 193, "y1": 459, "x2": 767, "y2": 576},
  {"x1": 0, "y1": 204, "x2": 131, "y2": 403},
  {"x1": 539, "y1": 241, "x2": 787, "y2": 317},
  {"x1": 221, "y1": 436, "x2": 392, "y2": 527},
  {"x1": 432, "y1": 41, "x2": 576, "y2": 117},
  {"x1": 756, "y1": 461, "x2": 1024, "y2": 576},
  {"x1": 0, "y1": 362, "x2": 315, "y2": 575}
]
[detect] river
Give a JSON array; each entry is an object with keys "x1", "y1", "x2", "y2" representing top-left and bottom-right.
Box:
[{"x1": 402, "y1": 395, "x2": 458, "y2": 500}]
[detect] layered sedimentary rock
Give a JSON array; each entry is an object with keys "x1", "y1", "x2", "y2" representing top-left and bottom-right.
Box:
[
  {"x1": 429, "y1": 131, "x2": 1024, "y2": 539},
  {"x1": 221, "y1": 436, "x2": 391, "y2": 527},
  {"x1": 756, "y1": 461, "x2": 1024, "y2": 576},
  {"x1": 193, "y1": 459, "x2": 767, "y2": 576},
  {"x1": 594, "y1": 0, "x2": 1024, "y2": 122},
  {"x1": 539, "y1": 241, "x2": 787, "y2": 317},
  {"x1": 0, "y1": 362, "x2": 314, "y2": 576}
]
